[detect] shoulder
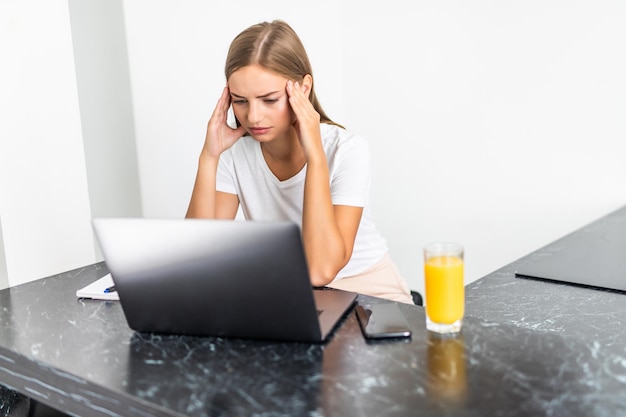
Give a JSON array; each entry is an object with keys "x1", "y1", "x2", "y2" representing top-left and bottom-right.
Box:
[
  {"x1": 320, "y1": 124, "x2": 370, "y2": 169},
  {"x1": 232, "y1": 135, "x2": 258, "y2": 150},
  {"x1": 225, "y1": 135, "x2": 258, "y2": 157},
  {"x1": 219, "y1": 136, "x2": 258, "y2": 169},
  {"x1": 320, "y1": 123, "x2": 368, "y2": 152}
]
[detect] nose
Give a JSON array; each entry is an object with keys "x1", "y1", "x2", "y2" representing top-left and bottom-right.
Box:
[{"x1": 246, "y1": 100, "x2": 262, "y2": 124}]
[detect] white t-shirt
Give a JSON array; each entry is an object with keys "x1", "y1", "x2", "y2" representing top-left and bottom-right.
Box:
[{"x1": 216, "y1": 123, "x2": 388, "y2": 279}]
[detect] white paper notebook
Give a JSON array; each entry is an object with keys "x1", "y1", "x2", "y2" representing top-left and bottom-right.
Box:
[{"x1": 76, "y1": 273, "x2": 119, "y2": 301}]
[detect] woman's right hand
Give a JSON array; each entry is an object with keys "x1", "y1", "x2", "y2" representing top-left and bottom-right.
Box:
[{"x1": 202, "y1": 86, "x2": 246, "y2": 158}]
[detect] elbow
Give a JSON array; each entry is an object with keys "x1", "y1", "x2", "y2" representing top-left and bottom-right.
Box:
[
  {"x1": 308, "y1": 254, "x2": 350, "y2": 287},
  {"x1": 306, "y1": 241, "x2": 353, "y2": 287},
  {"x1": 309, "y1": 269, "x2": 337, "y2": 287}
]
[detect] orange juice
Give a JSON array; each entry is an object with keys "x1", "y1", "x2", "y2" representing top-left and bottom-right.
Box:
[{"x1": 425, "y1": 255, "x2": 464, "y2": 324}]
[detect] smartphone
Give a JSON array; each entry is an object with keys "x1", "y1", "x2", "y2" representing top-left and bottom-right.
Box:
[{"x1": 355, "y1": 303, "x2": 412, "y2": 339}]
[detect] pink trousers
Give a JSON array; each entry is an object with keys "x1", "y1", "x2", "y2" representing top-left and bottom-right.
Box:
[{"x1": 327, "y1": 254, "x2": 414, "y2": 304}]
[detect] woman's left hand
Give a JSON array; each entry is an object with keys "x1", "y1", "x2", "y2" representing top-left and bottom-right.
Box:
[{"x1": 286, "y1": 79, "x2": 322, "y2": 159}]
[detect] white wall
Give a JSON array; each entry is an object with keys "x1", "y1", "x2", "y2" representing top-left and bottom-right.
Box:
[
  {"x1": 0, "y1": 0, "x2": 96, "y2": 287},
  {"x1": 122, "y1": 1, "x2": 626, "y2": 297},
  {"x1": 67, "y1": 0, "x2": 143, "y2": 258},
  {"x1": 0, "y1": 0, "x2": 142, "y2": 288},
  {"x1": 1, "y1": 1, "x2": 624, "y2": 296}
]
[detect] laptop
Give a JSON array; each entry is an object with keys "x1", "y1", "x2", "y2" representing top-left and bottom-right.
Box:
[
  {"x1": 514, "y1": 211, "x2": 626, "y2": 293},
  {"x1": 91, "y1": 218, "x2": 357, "y2": 343}
]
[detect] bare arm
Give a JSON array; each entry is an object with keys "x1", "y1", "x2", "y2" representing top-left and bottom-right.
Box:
[
  {"x1": 186, "y1": 86, "x2": 245, "y2": 219},
  {"x1": 303, "y1": 157, "x2": 363, "y2": 286},
  {"x1": 185, "y1": 154, "x2": 239, "y2": 219},
  {"x1": 287, "y1": 79, "x2": 361, "y2": 286}
]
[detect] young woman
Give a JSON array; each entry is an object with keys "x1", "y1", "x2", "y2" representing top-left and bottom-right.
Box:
[{"x1": 186, "y1": 20, "x2": 413, "y2": 304}]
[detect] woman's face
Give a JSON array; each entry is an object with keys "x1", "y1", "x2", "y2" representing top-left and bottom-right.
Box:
[{"x1": 228, "y1": 64, "x2": 294, "y2": 142}]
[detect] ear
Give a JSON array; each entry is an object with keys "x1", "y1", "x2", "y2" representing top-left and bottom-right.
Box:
[{"x1": 302, "y1": 74, "x2": 313, "y2": 98}]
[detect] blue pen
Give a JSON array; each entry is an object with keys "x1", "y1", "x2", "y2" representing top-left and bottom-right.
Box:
[{"x1": 104, "y1": 285, "x2": 117, "y2": 294}]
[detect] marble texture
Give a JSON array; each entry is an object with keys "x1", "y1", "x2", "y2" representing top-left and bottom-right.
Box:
[
  {"x1": 1, "y1": 207, "x2": 626, "y2": 416},
  {"x1": 466, "y1": 205, "x2": 626, "y2": 344}
]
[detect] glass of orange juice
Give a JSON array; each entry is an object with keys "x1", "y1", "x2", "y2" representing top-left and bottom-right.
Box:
[{"x1": 424, "y1": 242, "x2": 464, "y2": 334}]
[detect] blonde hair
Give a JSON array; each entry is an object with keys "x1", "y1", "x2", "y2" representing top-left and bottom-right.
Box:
[{"x1": 225, "y1": 20, "x2": 342, "y2": 128}]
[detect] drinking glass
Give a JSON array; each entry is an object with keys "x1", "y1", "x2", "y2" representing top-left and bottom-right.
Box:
[{"x1": 424, "y1": 242, "x2": 464, "y2": 334}]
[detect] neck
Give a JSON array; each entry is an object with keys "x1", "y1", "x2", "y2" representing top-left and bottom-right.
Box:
[
  {"x1": 260, "y1": 130, "x2": 306, "y2": 181},
  {"x1": 260, "y1": 128, "x2": 301, "y2": 161}
]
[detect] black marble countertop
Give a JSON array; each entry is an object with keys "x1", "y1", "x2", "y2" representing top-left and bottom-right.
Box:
[
  {"x1": 466, "y1": 205, "x2": 626, "y2": 345},
  {"x1": 1, "y1": 207, "x2": 626, "y2": 416},
  {"x1": 464, "y1": 205, "x2": 626, "y2": 416}
]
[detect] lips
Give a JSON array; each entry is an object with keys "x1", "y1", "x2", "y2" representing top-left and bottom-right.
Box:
[{"x1": 249, "y1": 127, "x2": 271, "y2": 135}]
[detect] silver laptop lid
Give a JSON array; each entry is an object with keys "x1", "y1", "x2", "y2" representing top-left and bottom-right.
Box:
[{"x1": 92, "y1": 218, "x2": 355, "y2": 342}]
